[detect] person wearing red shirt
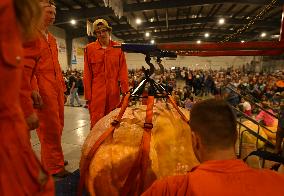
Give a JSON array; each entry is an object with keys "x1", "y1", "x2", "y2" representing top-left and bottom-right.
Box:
[
  {"x1": 143, "y1": 99, "x2": 284, "y2": 196},
  {"x1": 0, "y1": 0, "x2": 54, "y2": 194}
]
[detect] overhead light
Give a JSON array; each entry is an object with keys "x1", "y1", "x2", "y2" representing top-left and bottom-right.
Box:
[
  {"x1": 136, "y1": 18, "x2": 142, "y2": 25},
  {"x1": 204, "y1": 33, "x2": 210, "y2": 38},
  {"x1": 150, "y1": 39, "x2": 155, "y2": 44},
  {"x1": 218, "y1": 18, "x2": 225, "y2": 25},
  {"x1": 154, "y1": 29, "x2": 157, "y2": 32},
  {"x1": 241, "y1": 40, "x2": 245, "y2": 43},
  {"x1": 70, "y1": 19, "x2": 76, "y2": 25},
  {"x1": 150, "y1": 18, "x2": 154, "y2": 22},
  {"x1": 260, "y1": 32, "x2": 267, "y2": 38},
  {"x1": 145, "y1": 32, "x2": 150, "y2": 37},
  {"x1": 197, "y1": 40, "x2": 201, "y2": 44},
  {"x1": 271, "y1": 34, "x2": 280, "y2": 38}
]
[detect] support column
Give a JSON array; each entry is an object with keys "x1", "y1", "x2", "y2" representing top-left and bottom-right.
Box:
[
  {"x1": 66, "y1": 35, "x2": 73, "y2": 69},
  {"x1": 279, "y1": 5, "x2": 284, "y2": 42}
]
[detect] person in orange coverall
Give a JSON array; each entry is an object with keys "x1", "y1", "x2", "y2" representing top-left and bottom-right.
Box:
[
  {"x1": 30, "y1": 0, "x2": 70, "y2": 177},
  {"x1": 84, "y1": 19, "x2": 129, "y2": 129},
  {"x1": 0, "y1": 0, "x2": 54, "y2": 195},
  {"x1": 143, "y1": 99, "x2": 284, "y2": 196}
]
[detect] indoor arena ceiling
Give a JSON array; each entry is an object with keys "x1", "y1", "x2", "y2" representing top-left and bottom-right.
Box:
[{"x1": 54, "y1": 0, "x2": 284, "y2": 43}]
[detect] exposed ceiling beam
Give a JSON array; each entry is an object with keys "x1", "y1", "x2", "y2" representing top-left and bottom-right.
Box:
[
  {"x1": 243, "y1": 6, "x2": 261, "y2": 19},
  {"x1": 143, "y1": 11, "x2": 149, "y2": 22},
  {"x1": 125, "y1": 34, "x2": 277, "y2": 43},
  {"x1": 197, "y1": 6, "x2": 204, "y2": 17},
  {"x1": 186, "y1": 7, "x2": 192, "y2": 19},
  {"x1": 232, "y1": 5, "x2": 249, "y2": 18},
  {"x1": 72, "y1": 0, "x2": 87, "y2": 8},
  {"x1": 54, "y1": 6, "x2": 113, "y2": 25},
  {"x1": 114, "y1": 17, "x2": 280, "y2": 32},
  {"x1": 124, "y1": 0, "x2": 284, "y2": 13},
  {"x1": 154, "y1": 10, "x2": 160, "y2": 22},
  {"x1": 56, "y1": 0, "x2": 73, "y2": 9},
  {"x1": 66, "y1": 22, "x2": 276, "y2": 40},
  {"x1": 176, "y1": 8, "x2": 180, "y2": 20},
  {"x1": 226, "y1": 4, "x2": 237, "y2": 14},
  {"x1": 206, "y1": 4, "x2": 217, "y2": 17},
  {"x1": 58, "y1": 15, "x2": 279, "y2": 32},
  {"x1": 211, "y1": 4, "x2": 223, "y2": 16},
  {"x1": 119, "y1": 28, "x2": 261, "y2": 40}
]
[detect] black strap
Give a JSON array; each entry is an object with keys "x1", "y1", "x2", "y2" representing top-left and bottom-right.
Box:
[{"x1": 243, "y1": 150, "x2": 284, "y2": 164}]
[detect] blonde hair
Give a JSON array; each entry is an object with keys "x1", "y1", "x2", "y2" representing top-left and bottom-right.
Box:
[{"x1": 14, "y1": 0, "x2": 42, "y2": 39}]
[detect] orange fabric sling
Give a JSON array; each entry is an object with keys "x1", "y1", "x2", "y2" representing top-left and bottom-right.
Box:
[
  {"x1": 120, "y1": 96, "x2": 155, "y2": 196},
  {"x1": 78, "y1": 92, "x2": 131, "y2": 196},
  {"x1": 168, "y1": 95, "x2": 189, "y2": 123}
]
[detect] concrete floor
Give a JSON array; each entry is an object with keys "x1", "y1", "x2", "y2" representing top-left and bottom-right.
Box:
[{"x1": 31, "y1": 106, "x2": 90, "y2": 173}]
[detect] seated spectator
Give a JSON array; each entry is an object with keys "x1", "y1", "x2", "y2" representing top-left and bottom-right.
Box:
[
  {"x1": 239, "y1": 98, "x2": 252, "y2": 116},
  {"x1": 276, "y1": 95, "x2": 284, "y2": 155},
  {"x1": 255, "y1": 102, "x2": 275, "y2": 126},
  {"x1": 184, "y1": 97, "x2": 194, "y2": 110},
  {"x1": 142, "y1": 99, "x2": 284, "y2": 196},
  {"x1": 273, "y1": 92, "x2": 282, "y2": 106}
]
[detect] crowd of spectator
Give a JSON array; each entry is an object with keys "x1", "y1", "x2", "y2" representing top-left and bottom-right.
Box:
[
  {"x1": 63, "y1": 66, "x2": 283, "y2": 113},
  {"x1": 128, "y1": 66, "x2": 283, "y2": 110}
]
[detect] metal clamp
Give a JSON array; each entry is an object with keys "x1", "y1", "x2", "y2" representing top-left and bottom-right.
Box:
[
  {"x1": 111, "y1": 120, "x2": 120, "y2": 126},
  {"x1": 144, "y1": 123, "x2": 153, "y2": 129}
]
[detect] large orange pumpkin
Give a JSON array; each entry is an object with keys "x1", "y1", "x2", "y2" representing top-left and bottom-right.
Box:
[{"x1": 80, "y1": 101, "x2": 199, "y2": 196}]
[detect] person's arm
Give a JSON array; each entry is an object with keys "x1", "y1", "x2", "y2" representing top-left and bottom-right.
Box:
[
  {"x1": 83, "y1": 47, "x2": 92, "y2": 101},
  {"x1": 255, "y1": 111, "x2": 264, "y2": 121},
  {"x1": 118, "y1": 51, "x2": 129, "y2": 94},
  {"x1": 20, "y1": 40, "x2": 42, "y2": 130}
]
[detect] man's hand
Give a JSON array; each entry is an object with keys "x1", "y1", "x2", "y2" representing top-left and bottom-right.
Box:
[
  {"x1": 64, "y1": 94, "x2": 67, "y2": 104},
  {"x1": 31, "y1": 91, "x2": 43, "y2": 109},
  {"x1": 26, "y1": 113, "x2": 39, "y2": 130}
]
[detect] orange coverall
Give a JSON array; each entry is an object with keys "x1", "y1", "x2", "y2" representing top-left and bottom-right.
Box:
[
  {"x1": 142, "y1": 159, "x2": 284, "y2": 196},
  {"x1": 84, "y1": 40, "x2": 129, "y2": 128},
  {"x1": 0, "y1": 0, "x2": 54, "y2": 195},
  {"x1": 33, "y1": 32, "x2": 66, "y2": 175}
]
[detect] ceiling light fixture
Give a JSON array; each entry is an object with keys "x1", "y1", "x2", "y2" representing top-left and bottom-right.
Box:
[
  {"x1": 261, "y1": 32, "x2": 267, "y2": 38},
  {"x1": 145, "y1": 32, "x2": 150, "y2": 37},
  {"x1": 218, "y1": 18, "x2": 225, "y2": 25},
  {"x1": 136, "y1": 18, "x2": 142, "y2": 25},
  {"x1": 197, "y1": 40, "x2": 201, "y2": 44},
  {"x1": 70, "y1": 19, "x2": 76, "y2": 25},
  {"x1": 204, "y1": 33, "x2": 210, "y2": 38},
  {"x1": 150, "y1": 39, "x2": 155, "y2": 44}
]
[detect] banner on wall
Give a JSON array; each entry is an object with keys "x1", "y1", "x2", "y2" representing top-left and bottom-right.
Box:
[
  {"x1": 58, "y1": 42, "x2": 66, "y2": 53},
  {"x1": 76, "y1": 47, "x2": 84, "y2": 67},
  {"x1": 71, "y1": 47, "x2": 77, "y2": 65},
  {"x1": 77, "y1": 47, "x2": 84, "y2": 56}
]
